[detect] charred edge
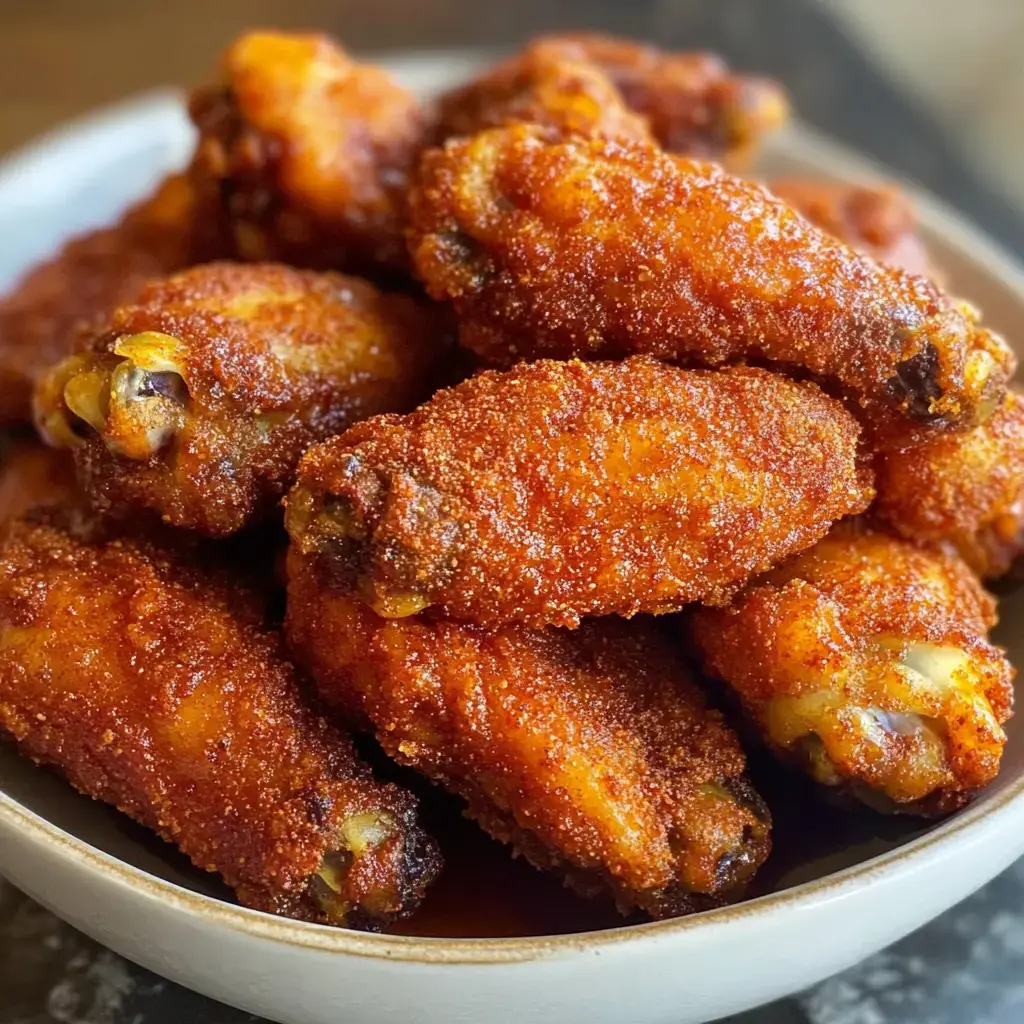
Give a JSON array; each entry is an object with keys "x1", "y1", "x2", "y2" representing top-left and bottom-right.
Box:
[{"x1": 886, "y1": 341, "x2": 945, "y2": 422}]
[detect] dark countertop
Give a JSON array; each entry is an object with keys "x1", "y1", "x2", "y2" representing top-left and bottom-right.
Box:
[{"x1": 2, "y1": 0, "x2": 1023, "y2": 1021}]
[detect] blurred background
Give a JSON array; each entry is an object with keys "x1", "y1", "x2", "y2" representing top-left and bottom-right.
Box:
[{"x1": 2, "y1": 0, "x2": 1024, "y2": 252}]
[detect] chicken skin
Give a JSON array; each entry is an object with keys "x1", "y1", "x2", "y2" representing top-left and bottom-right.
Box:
[
  {"x1": 770, "y1": 178, "x2": 933, "y2": 279},
  {"x1": 490, "y1": 33, "x2": 789, "y2": 168},
  {"x1": 0, "y1": 516, "x2": 440, "y2": 927},
  {"x1": 285, "y1": 357, "x2": 872, "y2": 629},
  {"x1": 873, "y1": 391, "x2": 1024, "y2": 579},
  {"x1": 434, "y1": 47, "x2": 652, "y2": 144},
  {"x1": 189, "y1": 30, "x2": 428, "y2": 277},
  {"x1": 408, "y1": 126, "x2": 1012, "y2": 442},
  {"x1": 286, "y1": 560, "x2": 771, "y2": 918},
  {"x1": 35, "y1": 262, "x2": 445, "y2": 537},
  {"x1": 689, "y1": 523, "x2": 1014, "y2": 814},
  {"x1": 0, "y1": 174, "x2": 225, "y2": 425}
]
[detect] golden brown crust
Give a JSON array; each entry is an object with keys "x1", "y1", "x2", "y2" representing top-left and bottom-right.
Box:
[
  {"x1": 435, "y1": 48, "x2": 653, "y2": 143},
  {"x1": 523, "y1": 33, "x2": 789, "y2": 169},
  {"x1": 285, "y1": 559, "x2": 770, "y2": 918},
  {"x1": 689, "y1": 523, "x2": 1014, "y2": 812},
  {"x1": 0, "y1": 174, "x2": 226, "y2": 425},
  {"x1": 188, "y1": 31, "x2": 428, "y2": 277},
  {"x1": 35, "y1": 262, "x2": 446, "y2": 537},
  {"x1": 873, "y1": 391, "x2": 1024, "y2": 579},
  {"x1": 285, "y1": 358, "x2": 872, "y2": 629},
  {"x1": 407, "y1": 126, "x2": 1013, "y2": 443},
  {"x1": 0, "y1": 436, "x2": 77, "y2": 522},
  {"x1": 770, "y1": 178, "x2": 933, "y2": 279},
  {"x1": 0, "y1": 516, "x2": 440, "y2": 927}
]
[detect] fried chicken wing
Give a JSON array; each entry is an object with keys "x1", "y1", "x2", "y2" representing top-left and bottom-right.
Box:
[
  {"x1": 0, "y1": 516, "x2": 440, "y2": 926},
  {"x1": 0, "y1": 436, "x2": 76, "y2": 521},
  {"x1": 435, "y1": 48, "x2": 653, "y2": 143},
  {"x1": 0, "y1": 174, "x2": 225, "y2": 425},
  {"x1": 286, "y1": 560, "x2": 771, "y2": 918},
  {"x1": 285, "y1": 358, "x2": 872, "y2": 629},
  {"x1": 189, "y1": 30, "x2": 428, "y2": 277},
  {"x1": 524, "y1": 33, "x2": 788, "y2": 168},
  {"x1": 408, "y1": 126, "x2": 1012, "y2": 442},
  {"x1": 35, "y1": 262, "x2": 445, "y2": 537},
  {"x1": 771, "y1": 178, "x2": 933, "y2": 279},
  {"x1": 873, "y1": 391, "x2": 1024, "y2": 579},
  {"x1": 689, "y1": 523, "x2": 1014, "y2": 813}
]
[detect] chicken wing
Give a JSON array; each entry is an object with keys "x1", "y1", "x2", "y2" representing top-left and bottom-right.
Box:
[
  {"x1": 0, "y1": 515, "x2": 440, "y2": 927},
  {"x1": 770, "y1": 178, "x2": 933, "y2": 279},
  {"x1": 873, "y1": 391, "x2": 1024, "y2": 579},
  {"x1": 35, "y1": 262, "x2": 445, "y2": 537},
  {"x1": 188, "y1": 30, "x2": 428, "y2": 277},
  {"x1": 689, "y1": 523, "x2": 1014, "y2": 814},
  {"x1": 0, "y1": 435, "x2": 76, "y2": 521},
  {"x1": 0, "y1": 173, "x2": 225, "y2": 425},
  {"x1": 515, "y1": 33, "x2": 789, "y2": 169},
  {"x1": 434, "y1": 47, "x2": 653, "y2": 143},
  {"x1": 408, "y1": 126, "x2": 1012, "y2": 442},
  {"x1": 286, "y1": 560, "x2": 771, "y2": 918},
  {"x1": 285, "y1": 357, "x2": 872, "y2": 629}
]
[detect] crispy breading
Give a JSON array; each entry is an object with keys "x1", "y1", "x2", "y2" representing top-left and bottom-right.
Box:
[
  {"x1": 435, "y1": 48, "x2": 652, "y2": 142},
  {"x1": 285, "y1": 561, "x2": 771, "y2": 918},
  {"x1": 0, "y1": 174, "x2": 225, "y2": 425},
  {"x1": 522, "y1": 33, "x2": 788, "y2": 168},
  {"x1": 689, "y1": 523, "x2": 1015, "y2": 813},
  {"x1": 873, "y1": 391, "x2": 1024, "y2": 579},
  {"x1": 188, "y1": 30, "x2": 428, "y2": 277},
  {"x1": 0, "y1": 436, "x2": 76, "y2": 521},
  {"x1": 0, "y1": 516, "x2": 440, "y2": 927},
  {"x1": 407, "y1": 126, "x2": 1013, "y2": 442},
  {"x1": 771, "y1": 178, "x2": 933, "y2": 279},
  {"x1": 35, "y1": 262, "x2": 446, "y2": 537},
  {"x1": 285, "y1": 358, "x2": 872, "y2": 629}
]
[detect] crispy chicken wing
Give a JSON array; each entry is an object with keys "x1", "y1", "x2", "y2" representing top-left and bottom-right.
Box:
[
  {"x1": 522, "y1": 33, "x2": 788, "y2": 168},
  {"x1": 771, "y1": 178, "x2": 933, "y2": 279},
  {"x1": 0, "y1": 436, "x2": 76, "y2": 521},
  {"x1": 408, "y1": 126, "x2": 1012, "y2": 442},
  {"x1": 0, "y1": 174, "x2": 225, "y2": 425},
  {"x1": 689, "y1": 523, "x2": 1014, "y2": 813},
  {"x1": 0, "y1": 516, "x2": 440, "y2": 926},
  {"x1": 35, "y1": 262, "x2": 445, "y2": 537},
  {"x1": 286, "y1": 561, "x2": 771, "y2": 918},
  {"x1": 873, "y1": 391, "x2": 1024, "y2": 579},
  {"x1": 285, "y1": 358, "x2": 872, "y2": 629},
  {"x1": 189, "y1": 31, "x2": 428, "y2": 277},
  {"x1": 435, "y1": 48, "x2": 653, "y2": 143}
]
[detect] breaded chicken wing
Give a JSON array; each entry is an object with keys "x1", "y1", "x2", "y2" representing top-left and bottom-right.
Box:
[
  {"x1": 0, "y1": 516, "x2": 440, "y2": 926},
  {"x1": 285, "y1": 358, "x2": 872, "y2": 629},
  {"x1": 189, "y1": 31, "x2": 428, "y2": 277},
  {"x1": 689, "y1": 523, "x2": 1014, "y2": 813},
  {"x1": 0, "y1": 436, "x2": 76, "y2": 521},
  {"x1": 523, "y1": 33, "x2": 788, "y2": 168},
  {"x1": 286, "y1": 561, "x2": 771, "y2": 918},
  {"x1": 408, "y1": 126, "x2": 1012, "y2": 441},
  {"x1": 0, "y1": 174, "x2": 225, "y2": 425},
  {"x1": 36, "y1": 262, "x2": 445, "y2": 537},
  {"x1": 873, "y1": 391, "x2": 1024, "y2": 579},
  {"x1": 771, "y1": 178, "x2": 933, "y2": 279},
  {"x1": 435, "y1": 48, "x2": 652, "y2": 143}
]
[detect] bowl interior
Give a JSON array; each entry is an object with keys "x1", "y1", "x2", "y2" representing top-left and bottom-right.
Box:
[{"x1": 0, "y1": 66, "x2": 1023, "y2": 940}]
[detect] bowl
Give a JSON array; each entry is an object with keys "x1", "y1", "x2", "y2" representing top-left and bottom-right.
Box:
[{"x1": 1, "y1": 53, "x2": 1024, "y2": 1024}]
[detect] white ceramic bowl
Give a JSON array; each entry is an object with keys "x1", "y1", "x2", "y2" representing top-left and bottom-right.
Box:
[{"x1": 2, "y1": 54, "x2": 1024, "y2": 1024}]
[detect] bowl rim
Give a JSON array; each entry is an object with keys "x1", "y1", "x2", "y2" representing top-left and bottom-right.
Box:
[{"x1": 3, "y1": 81, "x2": 1024, "y2": 967}]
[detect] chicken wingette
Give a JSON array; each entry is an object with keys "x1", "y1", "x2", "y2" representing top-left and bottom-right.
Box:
[
  {"x1": 0, "y1": 515, "x2": 440, "y2": 926},
  {"x1": 689, "y1": 523, "x2": 1015, "y2": 814},
  {"x1": 286, "y1": 357, "x2": 872, "y2": 629},
  {"x1": 286, "y1": 564, "x2": 771, "y2": 919},
  {"x1": 35, "y1": 262, "x2": 445, "y2": 536}
]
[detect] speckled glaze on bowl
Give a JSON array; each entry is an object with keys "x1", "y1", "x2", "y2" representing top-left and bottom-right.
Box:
[{"x1": 1, "y1": 53, "x2": 1023, "y2": 1024}]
